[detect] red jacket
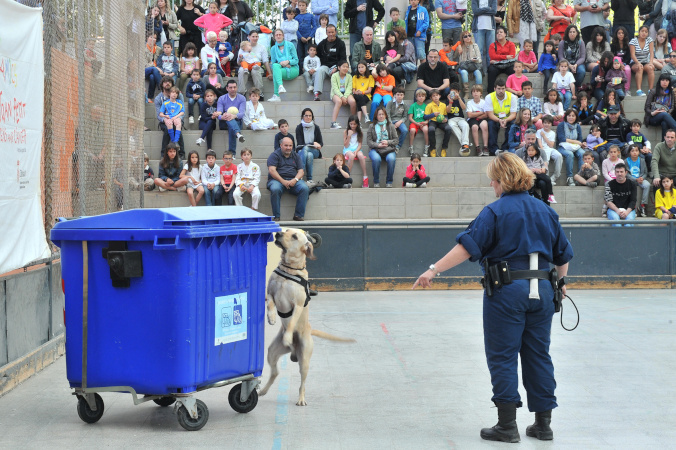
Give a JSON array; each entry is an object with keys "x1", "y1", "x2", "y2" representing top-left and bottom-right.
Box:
[
  {"x1": 404, "y1": 164, "x2": 427, "y2": 185},
  {"x1": 488, "y1": 40, "x2": 516, "y2": 62}
]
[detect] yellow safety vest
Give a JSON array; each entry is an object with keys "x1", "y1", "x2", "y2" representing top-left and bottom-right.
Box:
[{"x1": 490, "y1": 92, "x2": 513, "y2": 119}]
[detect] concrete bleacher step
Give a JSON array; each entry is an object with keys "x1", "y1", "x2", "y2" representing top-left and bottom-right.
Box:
[{"x1": 142, "y1": 185, "x2": 612, "y2": 219}]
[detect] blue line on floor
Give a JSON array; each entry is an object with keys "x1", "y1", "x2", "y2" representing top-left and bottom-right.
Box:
[{"x1": 272, "y1": 356, "x2": 289, "y2": 450}]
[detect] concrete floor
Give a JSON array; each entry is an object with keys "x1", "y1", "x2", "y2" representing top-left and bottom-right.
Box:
[{"x1": 0, "y1": 290, "x2": 675, "y2": 449}]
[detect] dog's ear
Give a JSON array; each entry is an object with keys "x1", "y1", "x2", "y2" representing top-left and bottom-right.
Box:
[{"x1": 304, "y1": 241, "x2": 316, "y2": 260}]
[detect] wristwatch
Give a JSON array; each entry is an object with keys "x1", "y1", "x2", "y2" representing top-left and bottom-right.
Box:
[
  {"x1": 294, "y1": 178, "x2": 299, "y2": 182},
  {"x1": 429, "y1": 264, "x2": 439, "y2": 276}
]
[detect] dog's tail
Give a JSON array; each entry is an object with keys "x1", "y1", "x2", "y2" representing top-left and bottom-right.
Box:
[{"x1": 311, "y1": 329, "x2": 356, "y2": 343}]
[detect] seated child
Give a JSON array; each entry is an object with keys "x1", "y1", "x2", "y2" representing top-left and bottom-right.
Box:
[
  {"x1": 220, "y1": 151, "x2": 238, "y2": 205},
  {"x1": 624, "y1": 144, "x2": 651, "y2": 217},
  {"x1": 274, "y1": 119, "x2": 296, "y2": 150},
  {"x1": 303, "y1": 44, "x2": 322, "y2": 93},
  {"x1": 143, "y1": 153, "x2": 155, "y2": 191},
  {"x1": 181, "y1": 150, "x2": 204, "y2": 207},
  {"x1": 467, "y1": 84, "x2": 489, "y2": 155},
  {"x1": 233, "y1": 148, "x2": 262, "y2": 210},
  {"x1": 655, "y1": 174, "x2": 676, "y2": 220},
  {"x1": 185, "y1": 69, "x2": 205, "y2": 124},
  {"x1": 201, "y1": 150, "x2": 223, "y2": 206},
  {"x1": 403, "y1": 153, "x2": 430, "y2": 188},
  {"x1": 243, "y1": 88, "x2": 276, "y2": 130},
  {"x1": 386, "y1": 87, "x2": 409, "y2": 151},
  {"x1": 536, "y1": 115, "x2": 563, "y2": 184},
  {"x1": 506, "y1": 61, "x2": 527, "y2": 97},
  {"x1": 523, "y1": 142, "x2": 556, "y2": 205},
  {"x1": 518, "y1": 39, "x2": 538, "y2": 72},
  {"x1": 342, "y1": 115, "x2": 368, "y2": 187},
  {"x1": 573, "y1": 150, "x2": 600, "y2": 187},
  {"x1": 238, "y1": 40, "x2": 262, "y2": 72},
  {"x1": 585, "y1": 123, "x2": 604, "y2": 167},
  {"x1": 602, "y1": 144, "x2": 623, "y2": 184},
  {"x1": 325, "y1": 153, "x2": 353, "y2": 188},
  {"x1": 625, "y1": 119, "x2": 652, "y2": 166},
  {"x1": 217, "y1": 30, "x2": 235, "y2": 76},
  {"x1": 408, "y1": 88, "x2": 430, "y2": 156},
  {"x1": 439, "y1": 38, "x2": 461, "y2": 72},
  {"x1": 159, "y1": 87, "x2": 184, "y2": 143}
]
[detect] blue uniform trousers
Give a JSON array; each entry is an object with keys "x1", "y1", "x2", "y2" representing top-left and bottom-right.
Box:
[{"x1": 483, "y1": 279, "x2": 557, "y2": 412}]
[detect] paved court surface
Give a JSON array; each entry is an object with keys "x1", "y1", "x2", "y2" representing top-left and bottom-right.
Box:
[{"x1": 0, "y1": 290, "x2": 675, "y2": 449}]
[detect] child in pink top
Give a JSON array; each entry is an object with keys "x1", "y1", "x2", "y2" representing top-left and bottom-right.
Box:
[
  {"x1": 194, "y1": 1, "x2": 233, "y2": 44},
  {"x1": 403, "y1": 153, "x2": 430, "y2": 188},
  {"x1": 602, "y1": 145, "x2": 623, "y2": 182},
  {"x1": 517, "y1": 39, "x2": 538, "y2": 73},
  {"x1": 506, "y1": 61, "x2": 527, "y2": 97}
]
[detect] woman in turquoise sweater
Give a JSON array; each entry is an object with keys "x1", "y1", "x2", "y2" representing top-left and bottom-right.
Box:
[{"x1": 268, "y1": 29, "x2": 300, "y2": 102}]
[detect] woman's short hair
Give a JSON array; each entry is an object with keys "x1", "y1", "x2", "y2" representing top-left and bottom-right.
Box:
[{"x1": 486, "y1": 153, "x2": 535, "y2": 193}]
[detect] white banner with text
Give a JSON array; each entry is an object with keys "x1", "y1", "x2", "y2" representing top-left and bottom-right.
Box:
[{"x1": 0, "y1": 0, "x2": 50, "y2": 273}]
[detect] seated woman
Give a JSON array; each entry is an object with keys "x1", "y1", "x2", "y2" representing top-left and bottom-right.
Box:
[
  {"x1": 590, "y1": 51, "x2": 613, "y2": 103},
  {"x1": 381, "y1": 30, "x2": 406, "y2": 85},
  {"x1": 268, "y1": 29, "x2": 300, "y2": 102},
  {"x1": 295, "y1": 108, "x2": 324, "y2": 185},
  {"x1": 367, "y1": 106, "x2": 399, "y2": 188},
  {"x1": 644, "y1": 73, "x2": 676, "y2": 140},
  {"x1": 558, "y1": 25, "x2": 586, "y2": 89},
  {"x1": 629, "y1": 25, "x2": 656, "y2": 96},
  {"x1": 556, "y1": 108, "x2": 587, "y2": 186},
  {"x1": 487, "y1": 27, "x2": 516, "y2": 94},
  {"x1": 507, "y1": 108, "x2": 534, "y2": 153},
  {"x1": 456, "y1": 32, "x2": 483, "y2": 98}
]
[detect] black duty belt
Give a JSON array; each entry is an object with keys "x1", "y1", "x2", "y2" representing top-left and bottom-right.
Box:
[
  {"x1": 481, "y1": 260, "x2": 554, "y2": 297},
  {"x1": 273, "y1": 268, "x2": 311, "y2": 318}
]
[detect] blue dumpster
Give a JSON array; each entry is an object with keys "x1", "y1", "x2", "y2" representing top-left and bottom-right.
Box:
[{"x1": 50, "y1": 207, "x2": 280, "y2": 430}]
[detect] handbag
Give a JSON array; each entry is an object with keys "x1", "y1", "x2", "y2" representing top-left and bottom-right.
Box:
[
  {"x1": 458, "y1": 60, "x2": 480, "y2": 72},
  {"x1": 491, "y1": 42, "x2": 515, "y2": 69}
]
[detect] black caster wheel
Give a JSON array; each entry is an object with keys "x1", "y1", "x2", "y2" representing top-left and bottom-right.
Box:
[
  {"x1": 77, "y1": 393, "x2": 104, "y2": 424},
  {"x1": 153, "y1": 397, "x2": 176, "y2": 407},
  {"x1": 228, "y1": 383, "x2": 258, "y2": 413},
  {"x1": 177, "y1": 399, "x2": 209, "y2": 431}
]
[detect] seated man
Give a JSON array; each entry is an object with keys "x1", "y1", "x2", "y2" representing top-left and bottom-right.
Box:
[
  {"x1": 416, "y1": 49, "x2": 456, "y2": 99},
  {"x1": 605, "y1": 163, "x2": 637, "y2": 226},
  {"x1": 350, "y1": 27, "x2": 381, "y2": 75},
  {"x1": 313, "y1": 24, "x2": 347, "y2": 100},
  {"x1": 154, "y1": 76, "x2": 185, "y2": 158},
  {"x1": 216, "y1": 79, "x2": 246, "y2": 154},
  {"x1": 484, "y1": 76, "x2": 517, "y2": 156},
  {"x1": 267, "y1": 137, "x2": 309, "y2": 221}
]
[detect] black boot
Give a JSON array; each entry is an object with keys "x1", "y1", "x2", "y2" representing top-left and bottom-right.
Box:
[
  {"x1": 480, "y1": 402, "x2": 521, "y2": 443},
  {"x1": 526, "y1": 410, "x2": 553, "y2": 440}
]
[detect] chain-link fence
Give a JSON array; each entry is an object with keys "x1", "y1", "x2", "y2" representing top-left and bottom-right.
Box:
[{"x1": 17, "y1": 0, "x2": 145, "y2": 246}]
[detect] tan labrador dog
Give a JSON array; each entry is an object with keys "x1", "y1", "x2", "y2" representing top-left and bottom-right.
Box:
[{"x1": 259, "y1": 228, "x2": 355, "y2": 406}]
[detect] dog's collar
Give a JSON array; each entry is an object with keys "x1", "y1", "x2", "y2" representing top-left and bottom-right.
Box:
[
  {"x1": 273, "y1": 267, "x2": 311, "y2": 318},
  {"x1": 280, "y1": 262, "x2": 306, "y2": 271}
]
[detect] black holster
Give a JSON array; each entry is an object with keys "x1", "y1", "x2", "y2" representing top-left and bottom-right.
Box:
[
  {"x1": 481, "y1": 260, "x2": 512, "y2": 297},
  {"x1": 550, "y1": 268, "x2": 563, "y2": 313}
]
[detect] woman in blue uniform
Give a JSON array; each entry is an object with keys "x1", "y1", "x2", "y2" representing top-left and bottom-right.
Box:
[{"x1": 413, "y1": 153, "x2": 573, "y2": 443}]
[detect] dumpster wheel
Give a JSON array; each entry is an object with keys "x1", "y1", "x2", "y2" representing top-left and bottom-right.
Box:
[
  {"x1": 177, "y1": 399, "x2": 209, "y2": 431},
  {"x1": 153, "y1": 397, "x2": 176, "y2": 407},
  {"x1": 228, "y1": 383, "x2": 259, "y2": 413},
  {"x1": 77, "y1": 394, "x2": 105, "y2": 424}
]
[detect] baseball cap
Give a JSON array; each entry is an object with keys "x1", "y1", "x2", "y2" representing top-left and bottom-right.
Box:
[{"x1": 607, "y1": 105, "x2": 620, "y2": 114}]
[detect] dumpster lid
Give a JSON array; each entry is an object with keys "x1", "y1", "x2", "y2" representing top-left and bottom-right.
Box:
[{"x1": 52, "y1": 207, "x2": 274, "y2": 230}]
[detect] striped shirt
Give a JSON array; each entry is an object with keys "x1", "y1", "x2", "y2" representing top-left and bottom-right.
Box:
[{"x1": 629, "y1": 37, "x2": 653, "y2": 64}]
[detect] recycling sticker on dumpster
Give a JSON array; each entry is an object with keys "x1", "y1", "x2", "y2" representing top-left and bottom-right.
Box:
[{"x1": 214, "y1": 292, "x2": 248, "y2": 345}]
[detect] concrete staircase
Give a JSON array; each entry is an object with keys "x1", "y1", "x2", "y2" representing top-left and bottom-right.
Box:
[{"x1": 143, "y1": 62, "x2": 660, "y2": 220}]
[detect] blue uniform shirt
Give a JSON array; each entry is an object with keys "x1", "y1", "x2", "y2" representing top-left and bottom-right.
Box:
[
  {"x1": 160, "y1": 99, "x2": 184, "y2": 118},
  {"x1": 456, "y1": 191, "x2": 573, "y2": 270}
]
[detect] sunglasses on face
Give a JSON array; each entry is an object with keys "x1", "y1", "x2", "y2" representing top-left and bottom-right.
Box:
[{"x1": 670, "y1": 54, "x2": 676, "y2": 57}]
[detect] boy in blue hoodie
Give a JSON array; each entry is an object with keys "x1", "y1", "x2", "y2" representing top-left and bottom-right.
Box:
[
  {"x1": 185, "y1": 69, "x2": 205, "y2": 124},
  {"x1": 404, "y1": 0, "x2": 429, "y2": 64},
  {"x1": 295, "y1": 0, "x2": 317, "y2": 72}
]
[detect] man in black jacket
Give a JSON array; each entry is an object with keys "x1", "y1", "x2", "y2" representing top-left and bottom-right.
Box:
[
  {"x1": 312, "y1": 24, "x2": 347, "y2": 100},
  {"x1": 344, "y1": 0, "x2": 385, "y2": 56},
  {"x1": 598, "y1": 105, "x2": 631, "y2": 159}
]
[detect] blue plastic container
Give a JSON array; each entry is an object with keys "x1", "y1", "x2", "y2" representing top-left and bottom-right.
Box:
[{"x1": 51, "y1": 207, "x2": 280, "y2": 395}]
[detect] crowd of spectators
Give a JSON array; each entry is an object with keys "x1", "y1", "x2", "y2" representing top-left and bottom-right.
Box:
[{"x1": 142, "y1": 0, "x2": 676, "y2": 222}]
